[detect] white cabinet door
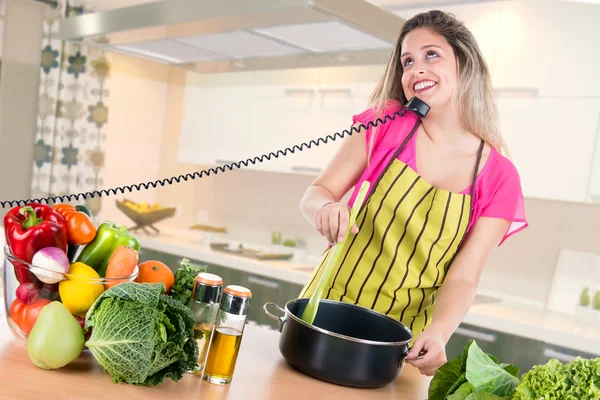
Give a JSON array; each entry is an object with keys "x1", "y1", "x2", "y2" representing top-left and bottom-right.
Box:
[
  {"x1": 493, "y1": 0, "x2": 600, "y2": 97},
  {"x1": 246, "y1": 69, "x2": 320, "y2": 174},
  {"x1": 584, "y1": 114, "x2": 600, "y2": 202},
  {"x1": 178, "y1": 71, "x2": 255, "y2": 168},
  {"x1": 178, "y1": 66, "x2": 380, "y2": 176},
  {"x1": 497, "y1": 97, "x2": 600, "y2": 203},
  {"x1": 178, "y1": 74, "x2": 222, "y2": 166}
]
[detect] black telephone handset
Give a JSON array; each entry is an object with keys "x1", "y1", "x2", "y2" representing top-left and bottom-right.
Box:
[{"x1": 405, "y1": 97, "x2": 430, "y2": 118}]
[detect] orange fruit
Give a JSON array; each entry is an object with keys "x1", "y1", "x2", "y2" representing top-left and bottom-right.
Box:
[
  {"x1": 136, "y1": 260, "x2": 174, "y2": 293},
  {"x1": 105, "y1": 246, "x2": 139, "y2": 290}
]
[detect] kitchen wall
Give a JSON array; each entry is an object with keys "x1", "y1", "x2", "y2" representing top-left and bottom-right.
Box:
[
  {"x1": 100, "y1": 52, "x2": 171, "y2": 224},
  {"x1": 0, "y1": 0, "x2": 44, "y2": 219}
]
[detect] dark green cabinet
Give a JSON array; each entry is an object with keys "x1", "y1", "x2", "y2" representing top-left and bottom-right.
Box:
[
  {"x1": 446, "y1": 323, "x2": 546, "y2": 374},
  {"x1": 446, "y1": 323, "x2": 599, "y2": 375}
]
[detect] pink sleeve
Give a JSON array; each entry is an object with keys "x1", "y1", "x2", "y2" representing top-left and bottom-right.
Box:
[{"x1": 478, "y1": 154, "x2": 528, "y2": 245}]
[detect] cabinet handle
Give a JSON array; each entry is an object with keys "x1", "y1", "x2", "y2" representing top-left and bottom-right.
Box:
[
  {"x1": 283, "y1": 88, "x2": 315, "y2": 96},
  {"x1": 455, "y1": 327, "x2": 497, "y2": 343},
  {"x1": 291, "y1": 166, "x2": 322, "y2": 174},
  {"x1": 248, "y1": 276, "x2": 280, "y2": 289},
  {"x1": 215, "y1": 159, "x2": 237, "y2": 165},
  {"x1": 318, "y1": 88, "x2": 352, "y2": 95},
  {"x1": 493, "y1": 87, "x2": 538, "y2": 96},
  {"x1": 543, "y1": 348, "x2": 576, "y2": 363}
]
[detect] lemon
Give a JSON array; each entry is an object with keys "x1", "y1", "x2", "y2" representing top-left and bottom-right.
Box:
[{"x1": 59, "y1": 262, "x2": 105, "y2": 317}]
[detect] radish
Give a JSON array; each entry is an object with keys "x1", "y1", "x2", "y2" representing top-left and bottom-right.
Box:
[
  {"x1": 31, "y1": 247, "x2": 70, "y2": 284},
  {"x1": 16, "y1": 283, "x2": 39, "y2": 304}
]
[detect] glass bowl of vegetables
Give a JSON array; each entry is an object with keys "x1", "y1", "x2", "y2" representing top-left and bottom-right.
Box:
[
  {"x1": 3, "y1": 245, "x2": 139, "y2": 343},
  {"x1": 2, "y1": 203, "x2": 143, "y2": 344}
]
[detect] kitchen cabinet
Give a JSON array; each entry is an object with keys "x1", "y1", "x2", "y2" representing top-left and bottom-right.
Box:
[
  {"x1": 446, "y1": 323, "x2": 546, "y2": 374},
  {"x1": 583, "y1": 115, "x2": 600, "y2": 202},
  {"x1": 178, "y1": 66, "x2": 382, "y2": 177},
  {"x1": 496, "y1": 97, "x2": 600, "y2": 203},
  {"x1": 178, "y1": 70, "x2": 262, "y2": 169},
  {"x1": 446, "y1": 322, "x2": 600, "y2": 376},
  {"x1": 492, "y1": 0, "x2": 600, "y2": 98},
  {"x1": 538, "y1": 342, "x2": 598, "y2": 365}
]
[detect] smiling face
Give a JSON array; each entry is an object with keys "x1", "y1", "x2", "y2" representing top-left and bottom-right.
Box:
[{"x1": 400, "y1": 28, "x2": 458, "y2": 111}]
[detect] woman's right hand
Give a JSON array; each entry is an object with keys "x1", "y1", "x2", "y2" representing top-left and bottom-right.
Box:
[{"x1": 314, "y1": 202, "x2": 359, "y2": 244}]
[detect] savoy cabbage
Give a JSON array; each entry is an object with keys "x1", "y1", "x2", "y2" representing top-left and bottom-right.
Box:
[{"x1": 84, "y1": 282, "x2": 198, "y2": 386}]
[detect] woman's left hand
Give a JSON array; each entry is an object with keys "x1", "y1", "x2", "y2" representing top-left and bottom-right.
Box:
[{"x1": 406, "y1": 329, "x2": 447, "y2": 376}]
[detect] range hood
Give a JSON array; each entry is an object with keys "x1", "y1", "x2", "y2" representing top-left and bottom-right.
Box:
[{"x1": 57, "y1": 0, "x2": 406, "y2": 72}]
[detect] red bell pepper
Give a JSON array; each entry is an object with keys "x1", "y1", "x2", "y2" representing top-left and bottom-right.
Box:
[{"x1": 3, "y1": 203, "x2": 68, "y2": 284}]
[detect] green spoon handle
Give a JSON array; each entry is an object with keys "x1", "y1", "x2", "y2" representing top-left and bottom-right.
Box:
[{"x1": 300, "y1": 181, "x2": 370, "y2": 324}]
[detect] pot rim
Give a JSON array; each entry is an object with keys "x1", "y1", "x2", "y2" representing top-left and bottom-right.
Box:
[{"x1": 284, "y1": 298, "x2": 413, "y2": 347}]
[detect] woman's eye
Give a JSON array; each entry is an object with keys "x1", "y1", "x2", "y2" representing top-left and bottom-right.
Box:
[
  {"x1": 403, "y1": 58, "x2": 413, "y2": 67},
  {"x1": 426, "y1": 51, "x2": 438, "y2": 59}
]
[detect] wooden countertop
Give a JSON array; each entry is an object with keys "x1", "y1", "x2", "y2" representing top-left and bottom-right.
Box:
[{"x1": 0, "y1": 320, "x2": 431, "y2": 400}]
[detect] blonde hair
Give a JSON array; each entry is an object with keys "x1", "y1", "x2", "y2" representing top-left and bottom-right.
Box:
[{"x1": 368, "y1": 10, "x2": 509, "y2": 156}]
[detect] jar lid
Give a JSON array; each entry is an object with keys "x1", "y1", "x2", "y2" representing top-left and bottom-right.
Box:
[
  {"x1": 195, "y1": 272, "x2": 223, "y2": 286},
  {"x1": 224, "y1": 285, "x2": 252, "y2": 298}
]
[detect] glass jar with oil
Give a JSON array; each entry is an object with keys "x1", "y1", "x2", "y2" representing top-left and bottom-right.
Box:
[
  {"x1": 188, "y1": 272, "x2": 223, "y2": 375},
  {"x1": 203, "y1": 285, "x2": 252, "y2": 385}
]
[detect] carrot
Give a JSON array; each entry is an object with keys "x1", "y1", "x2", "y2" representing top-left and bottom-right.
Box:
[
  {"x1": 104, "y1": 246, "x2": 139, "y2": 290},
  {"x1": 136, "y1": 260, "x2": 175, "y2": 293}
]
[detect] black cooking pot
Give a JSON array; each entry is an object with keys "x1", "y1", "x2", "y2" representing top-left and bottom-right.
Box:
[{"x1": 263, "y1": 298, "x2": 413, "y2": 388}]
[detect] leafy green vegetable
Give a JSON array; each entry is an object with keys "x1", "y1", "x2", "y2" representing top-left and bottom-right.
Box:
[
  {"x1": 466, "y1": 393, "x2": 508, "y2": 400},
  {"x1": 512, "y1": 357, "x2": 600, "y2": 400},
  {"x1": 466, "y1": 342, "x2": 519, "y2": 397},
  {"x1": 430, "y1": 336, "x2": 600, "y2": 400},
  {"x1": 447, "y1": 373, "x2": 468, "y2": 397},
  {"x1": 429, "y1": 340, "x2": 474, "y2": 400},
  {"x1": 501, "y1": 363, "x2": 520, "y2": 378},
  {"x1": 171, "y1": 258, "x2": 207, "y2": 306},
  {"x1": 85, "y1": 282, "x2": 198, "y2": 386},
  {"x1": 448, "y1": 382, "x2": 475, "y2": 400}
]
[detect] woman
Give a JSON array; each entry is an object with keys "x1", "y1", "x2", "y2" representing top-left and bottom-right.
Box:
[{"x1": 298, "y1": 10, "x2": 528, "y2": 377}]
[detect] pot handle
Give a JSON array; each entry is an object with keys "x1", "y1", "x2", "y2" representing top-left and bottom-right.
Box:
[
  {"x1": 263, "y1": 302, "x2": 287, "y2": 332},
  {"x1": 399, "y1": 348, "x2": 426, "y2": 368}
]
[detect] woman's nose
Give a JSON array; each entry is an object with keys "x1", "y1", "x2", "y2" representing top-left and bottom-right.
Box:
[{"x1": 412, "y1": 63, "x2": 427, "y2": 75}]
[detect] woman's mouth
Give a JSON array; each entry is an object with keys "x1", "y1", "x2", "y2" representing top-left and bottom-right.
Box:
[{"x1": 413, "y1": 80, "x2": 437, "y2": 94}]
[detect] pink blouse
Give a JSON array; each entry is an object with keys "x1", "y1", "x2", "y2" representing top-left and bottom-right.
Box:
[{"x1": 347, "y1": 101, "x2": 528, "y2": 246}]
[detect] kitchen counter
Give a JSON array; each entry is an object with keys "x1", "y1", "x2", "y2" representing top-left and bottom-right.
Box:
[
  {"x1": 0, "y1": 320, "x2": 431, "y2": 400},
  {"x1": 135, "y1": 227, "x2": 600, "y2": 356}
]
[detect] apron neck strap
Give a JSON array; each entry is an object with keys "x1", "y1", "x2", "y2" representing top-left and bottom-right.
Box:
[{"x1": 469, "y1": 139, "x2": 485, "y2": 199}]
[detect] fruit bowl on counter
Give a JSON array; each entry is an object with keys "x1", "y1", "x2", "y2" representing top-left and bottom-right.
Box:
[
  {"x1": 116, "y1": 199, "x2": 177, "y2": 234},
  {"x1": 3, "y1": 245, "x2": 139, "y2": 344}
]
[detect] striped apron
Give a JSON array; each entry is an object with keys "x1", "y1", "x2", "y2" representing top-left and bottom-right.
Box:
[{"x1": 300, "y1": 119, "x2": 484, "y2": 342}]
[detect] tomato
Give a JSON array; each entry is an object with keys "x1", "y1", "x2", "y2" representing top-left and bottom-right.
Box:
[
  {"x1": 9, "y1": 299, "x2": 25, "y2": 327},
  {"x1": 9, "y1": 298, "x2": 51, "y2": 334},
  {"x1": 20, "y1": 298, "x2": 52, "y2": 334}
]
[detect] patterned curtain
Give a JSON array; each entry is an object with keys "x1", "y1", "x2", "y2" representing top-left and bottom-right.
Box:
[{"x1": 32, "y1": 1, "x2": 110, "y2": 223}]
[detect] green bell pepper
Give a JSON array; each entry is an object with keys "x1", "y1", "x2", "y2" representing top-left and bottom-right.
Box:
[
  {"x1": 76, "y1": 221, "x2": 141, "y2": 276},
  {"x1": 75, "y1": 204, "x2": 91, "y2": 217},
  {"x1": 66, "y1": 204, "x2": 93, "y2": 262}
]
